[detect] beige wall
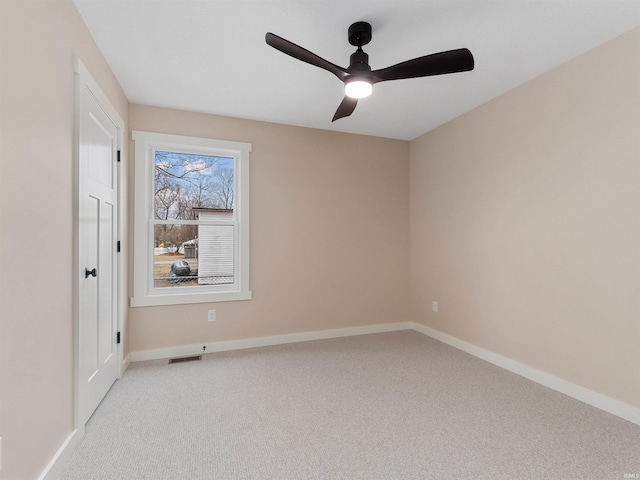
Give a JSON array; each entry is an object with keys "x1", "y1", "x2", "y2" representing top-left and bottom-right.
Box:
[
  {"x1": 410, "y1": 28, "x2": 640, "y2": 409},
  {"x1": 0, "y1": 1, "x2": 128, "y2": 478},
  {"x1": 128, "y1": 105, "x2": 410, "y2": 353}
]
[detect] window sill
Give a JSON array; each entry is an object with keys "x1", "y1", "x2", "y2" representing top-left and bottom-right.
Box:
[{"x1": 130, "y1": 290, "x2": 252, "y2": 307}]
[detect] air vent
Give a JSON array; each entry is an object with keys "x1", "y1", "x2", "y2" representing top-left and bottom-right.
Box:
[{"x1": 168, "y1": 355, "x2": 202, "y2": 364}]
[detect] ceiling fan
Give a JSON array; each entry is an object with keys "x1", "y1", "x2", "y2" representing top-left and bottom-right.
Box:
[{"x1": 265, "y1": 21, "x2": 474, "y2": 122}]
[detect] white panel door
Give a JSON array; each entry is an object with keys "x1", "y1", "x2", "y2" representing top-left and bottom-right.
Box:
[{"x1": 77, "y1": 82, "x2": 118, "y2": 426}]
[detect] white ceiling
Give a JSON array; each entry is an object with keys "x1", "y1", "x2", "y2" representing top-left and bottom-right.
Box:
[{"x1": 72, "y1": 1, "x2": 639, "y2": 141}]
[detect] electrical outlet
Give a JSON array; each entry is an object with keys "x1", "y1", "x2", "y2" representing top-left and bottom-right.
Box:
[
  {"x1": 208, "y1": 310, "x2": 216, "y2": 322},
  {"x1": 432, "y1": 301, "x2": 438, "y2": 313}
]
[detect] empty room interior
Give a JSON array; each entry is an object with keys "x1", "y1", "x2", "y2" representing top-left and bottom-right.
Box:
[{"x1": 1, "y1": 1, "x2": 639, "y2": 479}]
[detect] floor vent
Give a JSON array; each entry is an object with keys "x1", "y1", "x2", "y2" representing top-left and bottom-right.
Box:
[{"x1": 168, "y1": 355, "x2": 202, "y2": 364}]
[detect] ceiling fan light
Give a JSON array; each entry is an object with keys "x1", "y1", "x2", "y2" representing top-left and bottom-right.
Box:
[{"x1": 345, "y1": 80, "x2": 372, "y2": 99}]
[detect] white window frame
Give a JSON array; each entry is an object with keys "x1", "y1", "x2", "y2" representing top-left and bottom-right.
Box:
[{"x1": 131, "y1": 131, "x2": 251, "y2": 307}]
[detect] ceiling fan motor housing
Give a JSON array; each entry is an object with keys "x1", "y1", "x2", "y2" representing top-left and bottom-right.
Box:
[
  {"x1": 348, "y1": 22, "x2": 372, "y2": 73},
  {"x1": 349, "y1": 49, "x2": 371, "y2": 72}
]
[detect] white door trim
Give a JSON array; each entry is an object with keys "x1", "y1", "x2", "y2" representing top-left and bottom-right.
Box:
[{"x1": 74, "y1": 57, "x2": 127, "y2": 428}]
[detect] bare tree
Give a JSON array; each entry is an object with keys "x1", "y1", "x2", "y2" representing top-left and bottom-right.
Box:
[
  {"x1": 212, "y1": 166, "x2": 234, "y2": 209},
  {"x1": 155, "y1": 151, "x2": 222, "y2": 215},
  {"x1": 153, "y1": 151, "x2": 233, "y2": 248}
]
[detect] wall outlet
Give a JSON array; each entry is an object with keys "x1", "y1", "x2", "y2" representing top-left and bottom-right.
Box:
[
  {"x1": 208, "y1": 310, "x2": 216, "y2": 322},
  {"x1": 432, "y1": 301, "x2": 438, "y2": 313}
]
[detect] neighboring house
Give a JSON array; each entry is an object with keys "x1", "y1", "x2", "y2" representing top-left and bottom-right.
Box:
[{"x1": 192, "y1": 208, "x2": 234, "y2": 285}]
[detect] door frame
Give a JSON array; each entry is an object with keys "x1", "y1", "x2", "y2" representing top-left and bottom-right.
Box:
[{"x1": 73, "y1": 57, "x2": 127, "y2": 429}]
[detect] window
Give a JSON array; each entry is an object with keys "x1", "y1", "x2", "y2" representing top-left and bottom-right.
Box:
[{"x1": 131, "y1": 131, "x2": 251, "y2": 306}]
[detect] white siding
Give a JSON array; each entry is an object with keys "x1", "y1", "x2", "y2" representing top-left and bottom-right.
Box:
[{"x1": 197, "y1": 211, "x2": 234, "y2": 285}]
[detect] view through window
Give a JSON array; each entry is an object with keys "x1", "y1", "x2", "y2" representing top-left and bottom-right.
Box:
[{"x1": 153, "y1": 150, "x2": 235, "y2": 289}]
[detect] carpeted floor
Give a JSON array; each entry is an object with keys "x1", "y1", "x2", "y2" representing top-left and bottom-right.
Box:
[{"x1": 60, "y1": 330, "x2": 640, "y2": 479}]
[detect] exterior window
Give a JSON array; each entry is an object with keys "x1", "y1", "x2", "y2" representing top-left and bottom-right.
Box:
[{"x1": 131, "y1": 131, "x2": 251, "y2": 306}]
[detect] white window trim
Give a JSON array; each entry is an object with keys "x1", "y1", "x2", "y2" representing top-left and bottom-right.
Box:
[{"x1": 131, "y1": 130, "x2": 251, "y2": 307}]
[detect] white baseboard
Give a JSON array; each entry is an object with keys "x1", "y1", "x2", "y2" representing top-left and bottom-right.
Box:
[
  {"x1": 37, "y1": 426, "x2": 84, "y2": 480},
  {"x1": 411, "y1": 322, "x2": 640, "y2": 426},
  {"x1": 130, "y1": 322, "x2": 413, "y2": 362},
  {"x1": 121, "y1": 352, "x2": 131, "y2": 377}
]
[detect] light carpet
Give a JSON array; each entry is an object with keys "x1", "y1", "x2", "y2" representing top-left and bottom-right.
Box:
[{"x1": 60, "y1": 330, "x2": 640, "y2": 479}]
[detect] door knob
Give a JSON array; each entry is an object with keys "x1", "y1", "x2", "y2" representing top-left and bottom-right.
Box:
[{"x1": 85, "y1": 268, "x2": 97, "y2": 278}]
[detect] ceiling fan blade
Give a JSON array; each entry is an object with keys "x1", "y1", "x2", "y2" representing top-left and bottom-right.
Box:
[
  {"x1": 332, "y1": 96, "x2": 358, "y2": 122},
  {"x1": 266, "y1": 32, "x2": 348, "y2": 81},
  {"x1": 372, "y1": 48, "x2": 474, "y2": 83}
]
